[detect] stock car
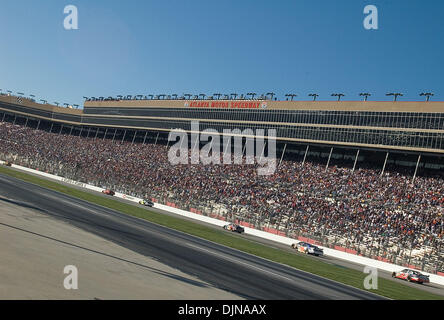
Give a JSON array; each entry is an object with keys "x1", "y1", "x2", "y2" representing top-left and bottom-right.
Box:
[
  {"x1": 291, "y1": 241, "x2": 324, "y2": 256},
  {"x1": 139, "y1": 199, "x2": 154, "y2": 207},
  {"x1": 223, "y1": 223, "x2": 245, "y2": 234},
  {"x1": 102, "y1": 189, "x2": 115, "y2": 196},
  {"x1": 391, "y1": 269, "x2": 430, "y2": 284}
]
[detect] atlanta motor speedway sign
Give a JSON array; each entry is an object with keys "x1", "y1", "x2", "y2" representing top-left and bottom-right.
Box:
[{"x1": 184, "y1": 101, "x2": 268, "y2": 109}]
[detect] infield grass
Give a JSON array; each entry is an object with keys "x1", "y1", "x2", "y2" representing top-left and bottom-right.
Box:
[{"x1": 1, "y1": 165, "x2": 443, "y2": 300}]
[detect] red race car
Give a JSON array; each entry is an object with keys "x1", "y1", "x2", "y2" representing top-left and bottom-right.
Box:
[
  {"x1": 102, "y1": 189, "x2": 115, "y2": 196},
  {"x1": 392, "y1": 269, "x2": 430, "y2": 284}
]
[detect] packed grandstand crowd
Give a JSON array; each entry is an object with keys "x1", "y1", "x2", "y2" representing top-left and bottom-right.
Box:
[{"x1": 0, "y1": 121, "x2": 443, "y2": 272}]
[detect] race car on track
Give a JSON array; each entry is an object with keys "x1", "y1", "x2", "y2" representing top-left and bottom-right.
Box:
[
  {"x1": 291, "y1": 241, "x2": 324, "y2": 256},
  {"x1": 102, "y1": 189, "x2": 115, "y2": 196},
  {"x1": 392, "y1": 269, "x2": 430, "y2": 284},
  {"x1": 223, "y1": 223, "x2": 245, "y2": 234},
  {"x1": 139, "y1": 199, "x2": 154, "y2": 207}
]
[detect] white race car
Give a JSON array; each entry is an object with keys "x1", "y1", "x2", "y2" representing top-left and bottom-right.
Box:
[
  {"x1": 291, "y1": 241, "x2": 324, "y2": 256},
  {"x1": 139, "y1": 199, "x2": 154, "y2": 207}
]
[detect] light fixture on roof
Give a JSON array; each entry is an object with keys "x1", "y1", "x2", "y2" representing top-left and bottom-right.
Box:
[
  {"x1": 285, "y1": 93, "x2": 297, "y2": 101},
  {"x1": 331, "y1": 93, "x2": 345, "y2": 101},
  {"x1": 359, "y1": 93, "x2": 371, "y2": 101},
  {"x1": 247, "y1": 92, "x2": 257, "y2": 100},
  {"x1": 419, "y1": 92, "x2": 434, "y2": 102},
  {"x1": 308, "y1": 93, "x2": 319, "y2": 101},
  {"x1": 266, "y1": 92, "x2": 275, "y2": 100},
  {"x1": 386, "y1": 92, "x2": 403, "y2": 102}
]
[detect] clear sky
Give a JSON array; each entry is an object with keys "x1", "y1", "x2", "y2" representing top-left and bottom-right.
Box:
[{"x1": 1, "y1": 0, "x2": 443, "y2": 107}]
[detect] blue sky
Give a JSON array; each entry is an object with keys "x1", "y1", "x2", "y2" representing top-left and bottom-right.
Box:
[{"x1": 0, "y1": 0, "x2": 443, "y2": 107}]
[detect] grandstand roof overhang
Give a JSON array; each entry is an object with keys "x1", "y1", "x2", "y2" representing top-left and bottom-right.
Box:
[{"x1": 84, "y1": 99, "x2": 444, "y2": 113}]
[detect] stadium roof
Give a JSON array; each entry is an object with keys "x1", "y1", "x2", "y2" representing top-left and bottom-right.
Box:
[{"x1": 84, "y1": 99, "x2": 444, "y2": 113}]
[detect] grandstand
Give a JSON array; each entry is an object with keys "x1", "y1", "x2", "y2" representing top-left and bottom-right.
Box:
[{"x1": 0, "y1": 92, "x2": 443, "y2": 275}]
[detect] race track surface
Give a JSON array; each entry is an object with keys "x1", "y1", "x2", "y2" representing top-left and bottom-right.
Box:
[{"x1": 0, "y1": 173, "x2": 385, "y2": 300}]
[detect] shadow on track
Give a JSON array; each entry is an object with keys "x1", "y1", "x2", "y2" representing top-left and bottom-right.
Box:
[{"x1": 0, "y1": 221, "x2": 212, "y2": 289}]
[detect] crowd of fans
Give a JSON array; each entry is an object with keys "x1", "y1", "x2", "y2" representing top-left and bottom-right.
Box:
[{"x1": 0, "y1": 121, "x2": 443, "y2": 272}]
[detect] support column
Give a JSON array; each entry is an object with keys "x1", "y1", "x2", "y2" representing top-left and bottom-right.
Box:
[
  {"x1": 223, "y1": 135, "x2": 230, "y2": 158},
  {"x1": 301, "y1": 145, "x2": 309, "y2": 167},
  {"x1": 69, "y1": 126, "x2": 73, "y2": 136},
  {"x1": 325, "y1": 147, "x2": 333, "y2": 171},
  {"x1": 59, "y1": 125, "x2": 63, "y2": 134},
  {"x1": 143, "y1": 131, "x2": 148, "y2": 145},
  {"x1": 112, "y1": 129, "x2": 117, "y2": 142},
  {"x1": 193, "y1": 133, "x2": 200, "y2": 152},
  {"x1": 50, "y1": 123, "x2": 54, "y2": 133},
  {"x1": 412, "y1": 154, "x2": 421, "y2": 184},
  {"x1": 179, "y1": 133, "x2": 185, "y2": 149},
  {"x1": 242, "y1": 138, "x2": 248, "y2": 155},
  {"x1": 121, "y1": 130, "x2": 127, "y2": 143},
  {"x1": 154, "y1": 132, "x2": 159, "y2": 145},
  {"x1": 279, "y1": 143, "x2": 287, "y2": 167},
  {"x1": 94, "y1": 128, "x2": 99, "y2": 139},
  {"x1": 259, "y1": 142, "x2": 267, "y2": 163},
  {"x1": 25, "y1": 118, "x2": 29, "y2": 127},
  {"x1": 132, "y1": 131, "x2": 137, "y2": 145},
  {"x1": 381, "y1": 152, "x2": 389, "y2": 176},
  {"x1": 352, "y1": 149, "x2": 360, "y2": 173},
  {"x1": 36, "y1": 120, "x2": 41, "y2": 130}
]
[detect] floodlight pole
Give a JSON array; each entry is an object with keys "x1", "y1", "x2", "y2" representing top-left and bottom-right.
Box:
[{"x1": 309, "y1": 93, "x2": 319, "y2": 101}]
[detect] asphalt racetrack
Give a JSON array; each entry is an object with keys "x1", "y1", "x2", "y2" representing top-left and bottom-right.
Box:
[{"x1": 0, "y1": 173, "x2": 388, "y2": 299}]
